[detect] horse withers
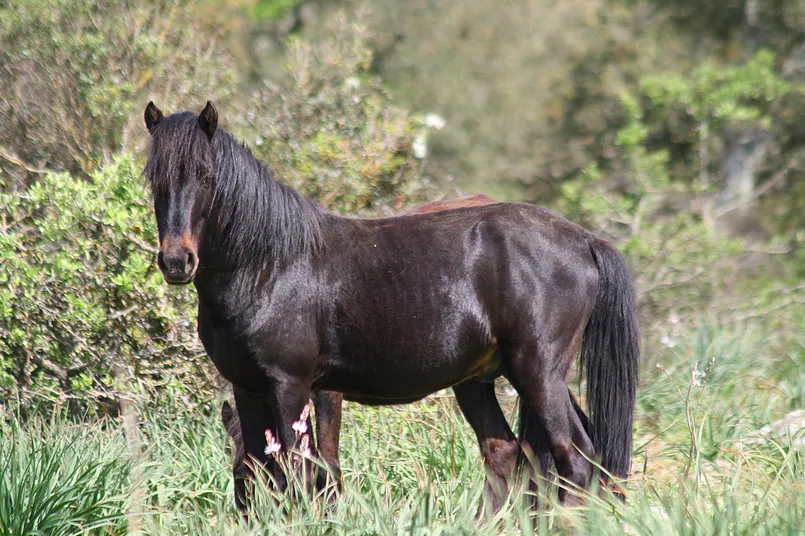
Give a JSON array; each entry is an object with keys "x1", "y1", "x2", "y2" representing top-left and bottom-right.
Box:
[{"x1": 143, "y1": 101, "x2": 639, "y2": 511}]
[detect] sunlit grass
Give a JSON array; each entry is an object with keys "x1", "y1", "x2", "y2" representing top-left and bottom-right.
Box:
[
  {"x1": 0, "y1": 415, "x2": 128, "y2": 536},
  {"x1": 2, "y1": 323, "x2": 805, "y2": 534}
]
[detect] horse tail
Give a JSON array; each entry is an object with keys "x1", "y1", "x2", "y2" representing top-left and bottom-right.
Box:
[{"x1": 581, "y1": 237, "x2": 640, "y2": 479}]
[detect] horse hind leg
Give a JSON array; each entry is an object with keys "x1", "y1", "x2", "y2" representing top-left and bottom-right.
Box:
[
  {"x1": 516, "y1": 387, "x2": 592, "y2": 497},
  {"x1": 311, "y1": 390, "x2": 343, "y2": 498},
  {"x1": 507, "y1": 340, "x2": 595, "y2": 507},
  {"x1": 453, "y1": 380, "x2": 520, "y2": 514}
]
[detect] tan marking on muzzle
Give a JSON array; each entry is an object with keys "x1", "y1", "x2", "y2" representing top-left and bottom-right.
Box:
[{"x1": 160, "y1": 231, "x2": 197, "y2": 255}]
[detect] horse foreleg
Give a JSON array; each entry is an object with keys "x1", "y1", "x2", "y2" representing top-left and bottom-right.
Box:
[
  {"x1": 264, "y1": 376, "x2": 317, "y2": 492},
  {"x1": 232, "y1": 386, "x2": 279, "y2": 513}
]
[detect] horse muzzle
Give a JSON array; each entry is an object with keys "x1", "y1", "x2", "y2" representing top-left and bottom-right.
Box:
[{"x1": 158, "y1": 235, "x2": 198, "y2": 285}]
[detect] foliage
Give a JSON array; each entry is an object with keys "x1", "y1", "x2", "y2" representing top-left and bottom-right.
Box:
[
  {"x1": 640, "y1": 50, "x2": 792, "y2": 136},
  {"x1": 0, "y1": 157, "x2": 210, "y2": 413},
  {"x1": 251, "y1": 0, "x2": 303, "y2": 21},
  {"x1": 558, "y1": 97, "x2": 737, "y2": 322},
  {"x1": 628, "y1": 48, "x2": 802, "y2": 218},
  {"x1": 259, "y1": 0, "x2": 626, "y2": 200},
  {"x1": 0, "y1": 0, "x2": 238, "y2": 188},
  {"x1": 272, "y1": 1, "x2": 805, "y2": 248},
  {"x1": 231, "y1": 14, "x2": 429, "y2": 215},
  {"x1": 555, "y1": 49, "x2": 805, "y2": 332}
]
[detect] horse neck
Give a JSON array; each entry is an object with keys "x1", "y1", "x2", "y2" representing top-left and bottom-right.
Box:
[{"x1": 198, "y1": 134, "x2": 324, "y2": 280}]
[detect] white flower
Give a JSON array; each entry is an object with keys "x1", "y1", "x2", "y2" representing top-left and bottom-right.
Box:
[
  {"x1": 255, "y1": 136, "x2": 263, "y2": 146},
  {"x1": 660, "y1": 335, "x2": 676, "y2": 348},
  {"x1": 425, "y1": 113, "x2": 446, "y2": 130},
  {"x1": 345, "y1": 76, "x2": 361, "y2": 89},
  {"x1": 413, "y1": 133, "x2": 427, "y2": 159},
  {"x1": 692, "y1": 363, "x2": 706, "y2": 387}
]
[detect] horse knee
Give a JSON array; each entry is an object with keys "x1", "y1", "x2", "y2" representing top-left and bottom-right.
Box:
[{"x1": 482, "y1": 438, "x2": 519, "y2": 476}]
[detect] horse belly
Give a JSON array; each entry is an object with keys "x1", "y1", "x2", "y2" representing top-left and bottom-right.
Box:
[{"x1": 323, "y1": 332, "x2": 500, "y2": 402}]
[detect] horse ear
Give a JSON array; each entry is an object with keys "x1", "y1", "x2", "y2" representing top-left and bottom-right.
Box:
[
  {"x1": 198, "y1": 100, "x2": 218, "y2": 141},
  {"x1": 144, "y1": 101, "x2": 163, "y2": 133}
]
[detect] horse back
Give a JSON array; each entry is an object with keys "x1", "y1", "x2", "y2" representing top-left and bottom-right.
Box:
[{"x1": 311, "y1": 202, "x2": 599, "y2": 398}]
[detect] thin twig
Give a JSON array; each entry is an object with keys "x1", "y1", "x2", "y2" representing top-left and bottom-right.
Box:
[
  {"x1": 0, "y1": 147, "x2": 55, "y2": 175},
  {"x1": 714, "y1": 158, "x2": 797, "y2": 218}
]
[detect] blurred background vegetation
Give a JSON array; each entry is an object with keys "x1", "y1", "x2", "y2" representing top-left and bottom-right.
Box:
[
  {"x1": 3, "y1": 0, "x2": 805, "y2": 413},
  {"x1": 2, "y1": 0, "x2": 805, "y2": 532}
]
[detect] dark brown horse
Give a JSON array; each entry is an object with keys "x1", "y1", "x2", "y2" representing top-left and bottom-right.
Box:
[
  {"x1": 143, "y1": 101, "x2": 639, "y2": 511},
  {"x1": 220, "y1": 195, "x2": 504, "y2": 499},
  {"x1": 220, "y1": 194, "x2": 593, "y2": 507}
]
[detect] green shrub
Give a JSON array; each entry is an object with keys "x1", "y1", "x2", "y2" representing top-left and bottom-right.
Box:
[
  {"x1": 231, "y1": 14, "x2": 430, "y2": 215},
  {"x1": 0, "y1": 0, "x2": 238, "y2": 187},
  {"x1": 0, "y1": 156, "x2": 209, "y2": 414},
  {"x1": 554, "y1": 55, "x2": 805, "y2": 339}
]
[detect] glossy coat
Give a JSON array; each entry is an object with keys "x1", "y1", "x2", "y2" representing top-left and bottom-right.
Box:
[{"x1": 144, "y1": 102, "x2": 640, "y2": 511}]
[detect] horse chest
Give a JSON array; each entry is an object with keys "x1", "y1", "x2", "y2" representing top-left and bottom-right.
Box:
[
  {"x1": 197, "y1": 299, "x2": 318, "y2": 391},
  {"x1": 197, "y1": 321, "x2": 254, "y2": 386},
  {"x1": 195, "y1": 304, "x2": 269, "y2": 391}
]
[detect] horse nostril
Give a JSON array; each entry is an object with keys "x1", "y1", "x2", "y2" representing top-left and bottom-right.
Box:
[
  {"x1": 186, "y1": 249, "x2": 196, "y2": 271},
  {"x1": 157, "y1": 251, "x2": 166, "y2": 272}
]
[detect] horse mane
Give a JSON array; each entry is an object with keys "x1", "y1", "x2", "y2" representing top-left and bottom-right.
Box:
[{"x1": 145, "y1": 112, "x2": 324, "y2": 267}]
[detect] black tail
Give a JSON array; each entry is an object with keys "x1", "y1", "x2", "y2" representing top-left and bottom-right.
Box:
[{"x1": 581, "y1": 238, "x2": 640, "y2": 478}]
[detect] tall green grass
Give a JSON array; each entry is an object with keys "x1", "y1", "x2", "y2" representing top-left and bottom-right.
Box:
[
  {"x1": 2, "y1": 323, "x2": 805, "y2": 534},
  {"x1": 0, "y1": 415, "x2": 128, "y2": 535}
]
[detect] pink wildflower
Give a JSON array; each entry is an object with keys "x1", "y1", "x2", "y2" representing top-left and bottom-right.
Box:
[
  {"x1": 292, "y1": 419, "x2": 308, "y2": 435},
  {"x1": 264, "y1": 429, "x2": 281, "y2": 455},
  {"x1": 298, "y1": 434, "x2": 311, "y2": 458},
  {"x1": 292, "y1": 403, "x2": 311, "y2": 435}
]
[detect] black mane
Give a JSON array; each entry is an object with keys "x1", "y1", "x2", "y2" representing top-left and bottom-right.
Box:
[{"x1": 145, "y1": 112, "x2": 324, "y2": 267}]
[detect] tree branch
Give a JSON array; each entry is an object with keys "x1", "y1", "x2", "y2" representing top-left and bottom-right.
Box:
[
  {"x1": 0, "y1": 146, "x2": 56, "y2": 175},
  {"x1": 714, "y1": 158, "x2": 797, "y2": 219}
]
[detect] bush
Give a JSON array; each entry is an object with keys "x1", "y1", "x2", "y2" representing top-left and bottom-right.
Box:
[
  {"x1": 0, "y1": 156, "x2": 210, "y2": 414},
  {"x1": 555, "y1": 57, "x2": 805, "y2": 343},
  {"x1": 0, "y1": 0, "x2": 238, "y2": 188},
  {"x1": 231, "y1": 14, "x2": 430, "y2": 215}
]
